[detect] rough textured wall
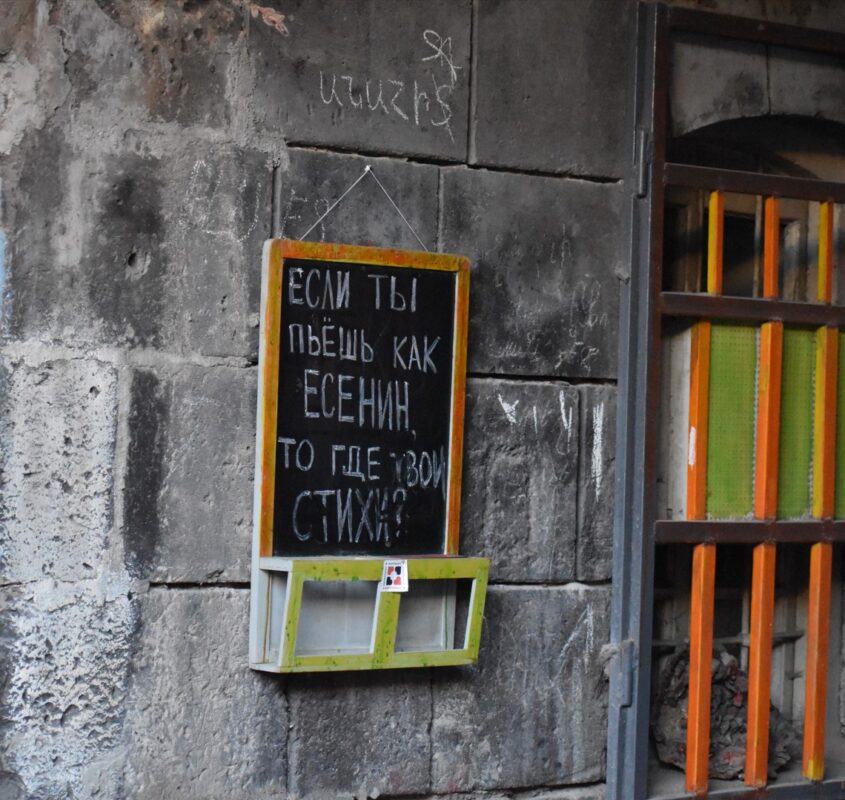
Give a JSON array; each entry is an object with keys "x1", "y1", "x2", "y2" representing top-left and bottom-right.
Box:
[
  {"x1": 0, "y1": 3, "x2": 625, "y2": 797},
  {"x1": 0, "y1": 1, "x2": 842, "y2": 799}
]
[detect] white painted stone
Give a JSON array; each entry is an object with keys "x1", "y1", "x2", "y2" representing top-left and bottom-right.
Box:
[
  {"x1": 0, "y1": 357, "x2": 117, "y2": 583},
  {"x1": 0, "y1": 576, "x2": 134, "y2": 800}
]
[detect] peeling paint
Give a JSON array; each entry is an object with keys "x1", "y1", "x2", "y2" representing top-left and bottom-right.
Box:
[
  {"x1": 688, "y1": 425, "x2": 697, "y2": 468},
  {"x1": 244, "y1": 2, "x2": 289, "y2": 35}
]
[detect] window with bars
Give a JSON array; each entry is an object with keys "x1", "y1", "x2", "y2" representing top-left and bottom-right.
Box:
[
  {"x1": 608, "y1": 6, "x2": 845, "y2": 800},
  {"x1": 654, "y1": 189, "x2": 845, "y2": 795}
]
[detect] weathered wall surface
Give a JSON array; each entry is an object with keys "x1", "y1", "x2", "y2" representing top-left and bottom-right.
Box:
[
  {"x1": 0, "y1": 1, "x2": 842, "y2": 799},
  {"x1": 0, "y1": 3, "x2": 623, "y2": 796}
]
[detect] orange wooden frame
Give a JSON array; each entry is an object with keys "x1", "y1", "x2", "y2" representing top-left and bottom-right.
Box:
[
  {"x1": 256, "y1": 239, "x2": 471, "y2": 558},
  {"x1": 684, "y1": 191, "x2": 725, "y2": 795},
  {"x1": 745, "y1": 198, "x2": 783, "y2": 787},
  {"x1": 763, "y1": 196, "x2": 780, "y2": 299},
  {"x1": 745, "y1": 541, "x2": 777, "y2": 786},
  {"x1": 818, "y1": 201, "x2": 834, "y2": 305},
  {"x1": 686, "y1": 542, "x2": 717, "y2": 795},
  {"x1": 804, "y1": 540, "x2": 833, "y2": 781},
  {"x1": 687, "y1": 322, "x2": 711, "y2": 521},
  {"x1": 754, "y1": 322, "x2": 783, "y2": 520},
  {"x1": 707, "y1": 190, "x2": 724, "y2": 295},
  {"x1": 800, "y1": 202, "x2": 839, "y2": 781}
]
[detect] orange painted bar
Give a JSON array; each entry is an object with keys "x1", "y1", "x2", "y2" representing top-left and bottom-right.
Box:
[
  {"x1": 763, "y1": 196, "x2": 780, "y2": 299},
  {"x1": 686, "y1": 543, "x2": 717, "y2": 795},
  {"x1": 707, "y1": 191, "x2": 724, "y2": 295},
  {"x1": 683, "y1": 192, "x2": 723, "y2": 794},
  {"x1": 802, "y1": 201, "x2": 838, "y2": 780},
  {"x1": 446, "y1": 263, "x2": 471, "y2": 554},
  {"x1": 745, "y1": 199, "x2": 783, "y2": 784},
  {"x1": 687, "y1": 322, "x2": 712, "y2": 520},
  {"x1": 813, "y1": 327, "x2": 838, "y2": 519},
  {"x1": 745, "y1": 258, "x2": 783, "y2": 787},
  {"x1": 818, "y1": 201, "x2": 833, "y2": 304},
  {"x1": 803, "y1": 541, "x2": 833, "y2": 781},
  {"x1": 279, "y1": 238, "x2": 467, "y2": 272},
  {"x1": 259, "y1": 241, "x2": 284, "y2": 557},
  {"x1": 745, "y1": 541, "x2": 777, "y2": 786}
]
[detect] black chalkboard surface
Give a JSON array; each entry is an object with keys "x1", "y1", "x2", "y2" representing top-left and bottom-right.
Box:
[{"x1": 256, "y1": 241, "x2": 470, "y2": 558}]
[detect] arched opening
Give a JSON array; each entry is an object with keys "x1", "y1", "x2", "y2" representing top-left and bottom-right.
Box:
[{"x1": 663, "y1": 116, "x2": 845, "y2": 300}]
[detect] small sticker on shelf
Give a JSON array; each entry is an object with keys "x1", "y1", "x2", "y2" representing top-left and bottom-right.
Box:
[{"x1": 381, "y1": 560, "x2": 409, "y2": 592}]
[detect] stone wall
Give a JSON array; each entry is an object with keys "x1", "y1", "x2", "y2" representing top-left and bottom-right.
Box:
[{"x1": 1, "y1": 1, "x2": 844, "y2": 799}]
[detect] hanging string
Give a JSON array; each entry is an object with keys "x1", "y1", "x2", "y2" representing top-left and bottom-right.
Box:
[
  {"x1": 366, "y1": 168, "x2": 429, "y2": 252},
  {"x1": 297, "y1": 165, "x2": 430, "y2": 252}
]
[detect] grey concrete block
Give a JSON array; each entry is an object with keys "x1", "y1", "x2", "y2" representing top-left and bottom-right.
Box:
[
  {"x1": 473, "y1": 0, "x2": 632, "y2": 177},
  {"x1": 577, "y1": 386, "x2": 616, "y2": 583},
  {"x1": 249, "y1": 0, "x2": 470, "y2": 160},
  {"x1": 379, "y1": 790, "x2": 605, "y2": 800},
  {"x1": 440, "y1": 167, "x2": 622, "y2": 379},
  {"x1": 5, "y1": 140, "x2": 270, "y2": 358},
  {"x1": 670, "y1": 34, "x2": 768, "y2": 136},
  {"x1": 769, "y1": 47, "x2": 845, "y2": 127},
  {"x1": 0, "y1": 357, "x2": 117, "y2": 583},
  {"x1": 86, "y1": 151, "x2": 170, "y2": 347},
  {"x1": 124, "y1": 588, "x2": 287, "y2": 800},
  {"x1": 287, "y1": 671, "x2": 431, "y2": 799},
  {"x1": 461, "y1": 378, "x2": 579, "y2": 582},
  {"x1": 123, "y1": 365, "x2": 256, "y2": 582},
  {"x1": 0, "y1": 7, "x2": 69, "y2": 157},
  {"x1": 431, "y1": 585, "x2": 610, "y2": 792},
  {"x1": 0, "y1": 577, "x2": 135, "y2": 800},
  {"x1": 70, "y1": 0, "x2": 244, "y2": 127},
  {"x1": 0, "y1": 1, "x2": 32, "y2": 58},
  {"x1": 665, "y1": 0, "x2": 845, "y2": 32},
  {"x1": 515, "y1": 788, "x2": 607, "y2": 800},
  {"x1": 281, "y1": 148, "x2": 439, "y2": 250},
  {"x1": 2, "y1": 128, "x2": 84, "y2": 342},
  {"x1": 158, "y1": 146, "x2": 272, "y2": 359},
  {"x1": 418, "y1": 789, "x2": 606, "y2": 800}
]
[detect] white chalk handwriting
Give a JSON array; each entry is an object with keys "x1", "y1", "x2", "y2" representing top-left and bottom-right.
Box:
[{"x1": 316, "y1": 29, "x2": 461, "y2": 142}]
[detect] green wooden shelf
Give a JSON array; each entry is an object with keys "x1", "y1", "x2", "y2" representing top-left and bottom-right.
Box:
[{"x1": 250, "y1": 556, "x2": 489, "y2": 673}]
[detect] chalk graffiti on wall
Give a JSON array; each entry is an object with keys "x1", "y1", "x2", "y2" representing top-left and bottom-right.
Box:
[{"x1": 317, "y1": 29, "x2": 461, "y2": 142}]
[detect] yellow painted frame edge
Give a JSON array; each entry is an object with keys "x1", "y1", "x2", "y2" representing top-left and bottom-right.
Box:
[{"x1": 279, "y1": 571, "x2": 305, "y2": 669}]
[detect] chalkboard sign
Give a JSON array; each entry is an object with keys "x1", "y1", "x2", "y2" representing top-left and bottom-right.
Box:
[{"x1": 255, "y1": 240, "x2": 470, "y2": 557}]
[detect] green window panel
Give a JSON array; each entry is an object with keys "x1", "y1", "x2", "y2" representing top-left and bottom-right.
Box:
[
  {"x1": 778, "y1": 328, "x2": 815, "y2": 519},
  {"x1": 706, "y1": 323, "x2": 756, "y2": 518}
]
